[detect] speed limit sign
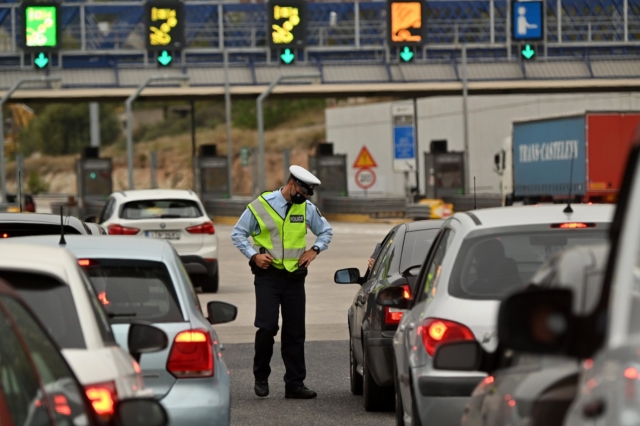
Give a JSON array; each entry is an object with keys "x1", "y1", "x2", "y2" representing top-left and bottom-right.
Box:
[{"x1": 355, "y1": 167, "x2": 376, "y2": 189}]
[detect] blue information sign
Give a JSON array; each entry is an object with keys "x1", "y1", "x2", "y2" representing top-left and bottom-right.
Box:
[
  {"x1": 512, "y1": 1, "x2": 543, "y2": 41},
  {"x1": 391, "y1": 103, "x2": 416, "y2": 172},
  {"x1": 394, "y1": 126, "x2": 415, "y2": 159}
]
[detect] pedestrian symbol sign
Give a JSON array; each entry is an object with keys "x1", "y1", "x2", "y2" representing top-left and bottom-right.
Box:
[
  {"x1": 353, "y1": 146, "x2": 377, "y2": 168},
  {"x1": 512, "y1": 1, "x2": 543, "y2": 41}
]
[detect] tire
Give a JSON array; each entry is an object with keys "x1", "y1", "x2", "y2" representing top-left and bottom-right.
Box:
[
  {"x1": 394, "y1": 362, "x2": 404, "y2": 426},
  {"x1": 195, "y1": 272, "x2": 219, "y2": 293},
  {"x1": 363, "y1": 344, "x2": 394, "y2": 412},
  {"x1": 350, "y1": 337, "x2": 363, "y2": 395}
]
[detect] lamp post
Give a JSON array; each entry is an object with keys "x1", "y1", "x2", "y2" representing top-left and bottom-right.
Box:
[
  {"x1": 0, "y1": 76, "x2": 62, "y2": 203},
  {"x1": 256, "y1": 72, "x2": 321, "y2": 193},
  {"x1": 125, "y1": 74, "x2": 190, "y2": 189}
]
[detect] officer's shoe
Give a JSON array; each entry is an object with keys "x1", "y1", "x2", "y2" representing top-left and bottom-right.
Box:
[
  {"x1": 285, "y1": 385, "x2": 317, "y2": 399},
  {"x1": 255, "y1": 380, "x2": 269, "y2": 397}
]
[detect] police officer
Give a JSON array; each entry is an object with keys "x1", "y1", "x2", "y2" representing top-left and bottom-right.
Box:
[{"x1": 231, "y1": 165, "x2": 333, "y2": 399}]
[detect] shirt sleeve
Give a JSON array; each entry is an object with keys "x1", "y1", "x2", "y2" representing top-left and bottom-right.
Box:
[
  {"x1": 230, "y1": 208, "x2": 259, "y2": 259},
  {"x1": 306, "y1": 202, "x2": 333, "y2": 252}
]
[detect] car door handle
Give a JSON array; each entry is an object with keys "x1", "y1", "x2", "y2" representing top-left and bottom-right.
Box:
[{"x1": 583, "y1": 398, "x2": 605, "y2": 418}]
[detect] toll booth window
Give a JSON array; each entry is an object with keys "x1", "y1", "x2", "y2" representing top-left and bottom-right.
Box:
[
  {"x1": 202, "y1": 167, "x2": 228, "y2": 194},
  {"x1": 435, "y1": 156, "x2": 464, "y2": 192},
  {"x1": 84, "y1": 169, "x2": 112, "y2": 197},
  {"x1": 121, "y1": 199, "x2": 202, "y2": 220}
]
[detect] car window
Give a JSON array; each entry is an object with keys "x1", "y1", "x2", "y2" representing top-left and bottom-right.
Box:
[
  {"x1": 370, "y1": 232, "x2": 396, "y2": 280},
  {"x1": 449, "y1": 229, "x2": 608, "y2": 301},
  {"x1": 400, "y1": 228, "x2": 440, "y2": 272},
  {"x1": 0, "y1": 271, "x2": 86, "y2": 349},
  {"x1": 0, "y1": 223, "x2": 82, "y2": 238},
  {"x1": 78, "y1": 268, "x2": 116, "y2": 345},
  {"x1": 172, "y1": 249, "x2": 203, "y2": 314},
  {"x1": 81, "y1": 259, "x2": 184, "y2": 324},
  {"x1": 120, "y1": 199, "x2": 202, "y2": 220},
  {"x1": 2, "y1": 295, "x2": 90, "y2": 426},
  {"x1": 99, "y1": 198, "x2": 114, "y2": 224},
  {"x1": 0, "y1": 300, "x2": 47, "y2": 426},
  {"x1": 417, "y1": 229, "x2": 455, "y2": 303}
]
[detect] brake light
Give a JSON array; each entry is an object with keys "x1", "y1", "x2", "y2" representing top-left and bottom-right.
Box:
[
  {"x1": 78, "y1": 259, "x2": 99, "y2": 267},
  {"x1": 85, "y1": 381, "x2": 116, "y2": 417},
  {"x1": 186, "y1": 222, "x2": 215, "y2": 235},
  {"x1": 421, "y1": 318, "x2": 475, "y2": 357},
  {"x1": 1, "y1": 233, "x2": 7, "y2": 238},
  {"x1": 167, "y1": 329, "x2": 213, "y2": 378},
  {"x1": 551, "y1": 222, "x2": 595, "y2": 229},
  {"x1": 107, "y1": 224, "x2": 139, "y2": 235},
  {"x1": 384, "y1": 284, "x2": 412, "y2": 325}
]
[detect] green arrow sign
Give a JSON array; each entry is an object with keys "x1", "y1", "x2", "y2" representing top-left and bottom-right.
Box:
[
  {"x1": 280, "y1": 48, "x2": 295, "y2": 65},
  {"x1": 521, "y1": 44, "x2": 536, "y2": 60},
  {"x1": 34, "y1": 52, "x2": 49, "y2": 69},
  {"x1": 157, "y1": 50, "x2": 173, "y2": 66},
  {"x1": 399, "y1": 46, "x2": 414, "y2": 62}
]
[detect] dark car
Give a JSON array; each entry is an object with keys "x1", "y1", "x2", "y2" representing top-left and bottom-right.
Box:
[
  {"x1": 5, "y1": 194, "x2": 36, "y2": 212},
  {"x1": 335, "y1": 220, "x2": 443, "y2": 411},
  {"x1": 0, "y1": 278, "x2": 168, "y2": 426},
  {"x1": 0, "y1": 212, "x2": 91, "y2": 238}
]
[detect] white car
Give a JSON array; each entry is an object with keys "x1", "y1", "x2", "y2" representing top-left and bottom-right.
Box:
[
  {"x1": 0, "y1": 242, "x2": 167, "y2": 420},
  {"x1": 98, "y1": 189, "x2": 220, "y2": 292}
]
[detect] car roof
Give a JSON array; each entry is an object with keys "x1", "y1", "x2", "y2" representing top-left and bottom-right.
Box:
[
  {"x1": 113, "y1": 189, "x2": 199, "y2": 202},
  {"x1": 405, "y1": 219, "x2": 445, "y2": 232},
  {"x1": 457, "y1": 204, "x2": 614, "y2": 229},
  {"x1": 0, "y1": 242, "x2": 78, "y2": 282},
  {"x1": 8, "y1": 235, "x2": 169, "y2": 262},
  {"x1": 0, "y1": 212, "x2": 80, "y2": 226}
]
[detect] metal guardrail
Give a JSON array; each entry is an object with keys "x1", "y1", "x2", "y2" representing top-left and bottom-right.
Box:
[
  {"x1": 442, "y1": 195, "x2": 502, "y2": 212},
  {"x1": 405, "y1": 204, "x2": 432, "y2": 220}
]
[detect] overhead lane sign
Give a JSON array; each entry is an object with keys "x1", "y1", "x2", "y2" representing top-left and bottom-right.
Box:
[
  {"x1": 144, "y1": 0, "x2": 185, "y2": 51},
  {"x1": 512, "y1": 1, "x2": 543, "y2": 41},
  {"x1": 268, "y1": 0, "x2": 306, "y2": 48}
]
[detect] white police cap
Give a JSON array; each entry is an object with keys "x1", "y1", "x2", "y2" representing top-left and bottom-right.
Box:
[{"x1": 289, "y1": 165, "x2": 321, "y2": 195}]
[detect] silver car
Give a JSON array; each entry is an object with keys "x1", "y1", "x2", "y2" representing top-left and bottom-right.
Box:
[
  {"x1": 14, "y1": 235, "x2": 236, "y2": 426},
  {"x1": 383, "y1": 204, "x2": 613, "y2": 426}
]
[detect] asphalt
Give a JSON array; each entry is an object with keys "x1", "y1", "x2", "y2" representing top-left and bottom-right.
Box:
[{"x1": 225, "y1": 340, "x2": 395, "y2": 426}]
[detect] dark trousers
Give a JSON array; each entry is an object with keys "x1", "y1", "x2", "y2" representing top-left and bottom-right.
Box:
[{"x1": 253, "y1": 266, "x2": 306, "y2": 387}]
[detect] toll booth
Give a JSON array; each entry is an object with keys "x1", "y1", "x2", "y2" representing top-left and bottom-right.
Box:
[
  {"x1": 424, "y1": 141, "x2": 465, "y2": 198},
  {"x1": 76, "y1": 147, "x2": 113, "y2": 215},
  {"x1": 308, "y1": 143, "x2": 348, "y2": 203},
  {"x1": 199, "y1": 145, "x2": 230, "y2": 199}
]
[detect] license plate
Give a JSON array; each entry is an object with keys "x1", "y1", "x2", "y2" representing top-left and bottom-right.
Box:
[
  {"x1": 388, "y1": 308, "x2": 406, "y2": 313},
  {"x1": 145, "y1": 230, "x2": 180, "y2": 240}
]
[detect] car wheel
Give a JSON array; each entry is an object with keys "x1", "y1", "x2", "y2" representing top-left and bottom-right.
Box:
[
  {"x1": 195, "y1": 273, "x2": 219, "y2": 293},
  {"x1": 363, "y1": 343, "x2": 394, "y2": 412},
  {"x1": 394, "y1": 361, "x2": 404, "y2": 426},
  {"x1": 410, "y1": 375, "x2": 423, "y2": 426},
  {"x1": 350, "y1": 337, "x2": 363, "y2": 395}
]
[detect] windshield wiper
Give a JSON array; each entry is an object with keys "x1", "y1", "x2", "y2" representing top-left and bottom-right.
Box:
[{"x1": 108, "y1": 312, "x2": 137, "y2": 318}]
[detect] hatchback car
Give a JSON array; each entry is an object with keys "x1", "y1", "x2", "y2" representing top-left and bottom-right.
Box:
[
  {"x1": 334, "y1": 220, "x2": 443, "y2": 411},
  {"x1": 0, "y1": 242, "x2": 164, "y2": 420},
  {"x1": 99, "y1": 190, "x2": 220, "y2": 292},
  {"x1": 382, "y1": 204, "x2": 613, "y2": 426},
  {"x1": 0, "y1": 277, "x2": 169, "y2": 426},
  {"x1": 16, "y1": 235, "x2": 237, "y2": 426},
  {"x1": 0, "y1": 212, "x2": 91, "y2": 237}
]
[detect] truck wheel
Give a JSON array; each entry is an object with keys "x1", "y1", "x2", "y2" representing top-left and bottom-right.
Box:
[
  {"x1": 195, "y1": 273, "x2": 219, "y2": 293},
  {"x1": 363, "y1": 344, "x2": 394, "y2": 412},
  {"x1": 350, "y1": 337, "x2": 363, "y2": 395}
]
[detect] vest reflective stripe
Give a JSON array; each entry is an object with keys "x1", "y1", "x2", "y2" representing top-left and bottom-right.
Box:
[{"x1": 248, "y1": 194, "x2": 307, "y2": 272}]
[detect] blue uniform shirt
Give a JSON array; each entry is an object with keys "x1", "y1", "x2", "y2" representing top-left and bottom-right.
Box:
[{"x1": 231, "y1": 189, "x2": 333, "y2": 259}]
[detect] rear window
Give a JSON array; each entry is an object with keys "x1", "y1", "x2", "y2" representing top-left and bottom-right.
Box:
[
  {"x1": 81, "y1": 259, "x2": 183, "y2": 324},
  {"x1": 120, "y1": 199, "x2": 202, "y2": 220},
  {"x1": 0, "y1": 223, "x2": 81, "y2": 238},
  {"x1": 449, "y1": 228, "x2": 608, "y2": 301},
  {"x1": 0, "y1": 270, "x2": 85, "y2": 349},
  {"x1": 400, "y1": 228, "x2": 440, "y2": 272}
]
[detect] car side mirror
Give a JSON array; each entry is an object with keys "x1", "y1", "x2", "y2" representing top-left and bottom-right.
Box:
[
  {"x1": 207, "y1": 301, "x2": 238, "y2": 325},
  {"x1": 498, "y1": 288, "x2": 574, "y2": 356},
  {"x1": 334, "y1": 268, "x2": 361, "y2": 284},
  {"x1": 113, "y1": 398, "x2": 168, "y2": 426},
  {"x1": 83, "y1": 215, "x2": 97, "y2": 223},
  {"x1": 433, "y1": 341, "x2": 483, "y2": 371},
  {"x1": 128, "y1": 323, "x2": 169, "y2": 363},
  {"x1": 375, "y1": 285, "x2": 410, "y2": 310}
]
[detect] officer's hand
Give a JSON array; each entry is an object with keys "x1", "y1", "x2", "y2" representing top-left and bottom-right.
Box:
[
  {"x1": 255, "y1": 254, "x2": 273, "y2": 269},
  {"x1": 367, "y1": 258, "x2": 375, "y2": 270},
  {"x1": 299, "y1": 249, "x2": 317, "y2": 267}
]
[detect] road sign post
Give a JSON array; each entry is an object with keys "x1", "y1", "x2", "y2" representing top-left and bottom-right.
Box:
[
  {"x1": 353, "y1": 146, "x2": 378, "y2": 196},
  {"x1": 391, "y1": 103, "x2": 417, "y2": 173}
]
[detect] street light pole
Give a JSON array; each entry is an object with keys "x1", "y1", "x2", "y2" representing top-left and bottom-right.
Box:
[
  {"x1": 256, "y1": 72, "x2": 321, "y2": 193},
  {"x1": 0, "y1": 76, "x2": 62, "y2": 203},
  {"x1": 125, "y1": 74, "x2": 190, "y2": 189}
]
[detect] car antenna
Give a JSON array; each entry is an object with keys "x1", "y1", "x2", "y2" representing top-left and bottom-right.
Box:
[
  {"x1": 563, "y1": 144, "x2": 576, "y2": 214},
  {"x1": 59, "y1": 206, "x2": 66, "y2": 246},
  {"x1": 18, "y1": 171, "x2": 22, "y2": 213},
  {"x1": 473, "y1": 176, "x2": 476, "y2": 210}
]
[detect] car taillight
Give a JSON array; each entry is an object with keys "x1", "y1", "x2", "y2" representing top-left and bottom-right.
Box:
[
  {"x1": 167, "y1": 330, "x2": 214, "y2": 378},
  {"x1": 107, "y1": 224, "x2": 139, "y2": 235},
  {"x1": 384, "y1": 284, "x2": 412, "y2": 325},
  {"x1": 421, "y1": 318, "x2": 474, "y2": 357},
  {"x1": 53, "y1": 394, "x2": 72, "y2": 416},
  {"x1": 551, "y1": 222, "x2": 596, "y2": 229},
  {"x1": 85, "y1": 381, "x2": 116, "y2": 417},
  {"x1": 186, "y1": 222, "x2": 215, "y2": 235}
]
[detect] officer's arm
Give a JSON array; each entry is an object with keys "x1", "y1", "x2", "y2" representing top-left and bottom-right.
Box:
[
  {"x1": 230, "y1": 209, "x2": 260, "y2": 259},
  {"x1": 306, "y1": 203, "x2": 333, "y2": 252}
]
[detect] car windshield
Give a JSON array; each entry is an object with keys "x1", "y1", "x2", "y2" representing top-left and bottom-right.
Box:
[
  {"x1": 400, "y1": 228, "x2": 440, "y2": 272},
  {"x1": 81, "y1": 259, "x2": 183, "y2": 324},
  {"x1": 120, "y1": 199, "x2": 201, "y2": 220},
  {"x1": 0, "y1": 223, "x2": 81, "y2": 238},
  {"x1": 449, "y1": 228, "x2": 608, "y2": 300},
  {"x1": 0, "y1": 270, "x2": 86, "y2": 348}
]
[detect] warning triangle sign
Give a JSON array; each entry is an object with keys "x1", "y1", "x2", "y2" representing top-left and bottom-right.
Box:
[{"x1": 353, "y1": 146, "x2": 377, "y2": 168}]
